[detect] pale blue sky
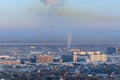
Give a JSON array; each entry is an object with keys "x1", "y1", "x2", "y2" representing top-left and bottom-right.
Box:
[{"x1": 0, "y1": 0, "x2": 120, "y2": 42}]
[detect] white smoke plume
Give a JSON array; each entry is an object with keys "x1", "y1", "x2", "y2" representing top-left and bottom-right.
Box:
[{"x1": 67, "y1": 34, "x2": 72, "y2": 51}]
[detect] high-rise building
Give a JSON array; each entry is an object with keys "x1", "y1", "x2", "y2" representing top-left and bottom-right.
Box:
[
  {"x1": 89, "y1": 54, "x2": 107, "y2": 62},
  {"x1": 0, "y1": 59, "x2": 20, "y2": 65},
  {"x1": 73, "y1": 52, "x2": 77, "y2": 62},
  {"x1": 35, "y1": 55, "x2": 53, "y2": 63},
  {"x1": 61, "y1": 54, "x2": 73, "y2": 62},
  {"x1": 61, "y1": 52, "x2": 78, "y2": 62},
  {"x1": 0, "y1": 56, "x2": 20, "y2": 65},
  {"x1": 107, "y1": 47, "x2": 117, "y2": 54},
  {"x1": 116, "y1": 48, "x2": 120, "y2": 55}
]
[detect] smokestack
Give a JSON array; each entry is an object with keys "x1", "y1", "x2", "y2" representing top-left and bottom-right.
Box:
[{"x1": 67, "y1": 34, "x2": 72, "y2": 52}]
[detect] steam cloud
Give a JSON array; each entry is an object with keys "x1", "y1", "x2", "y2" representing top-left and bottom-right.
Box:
[{"x1": 41, "y1": 0, "x2": 65, "y2": 8}]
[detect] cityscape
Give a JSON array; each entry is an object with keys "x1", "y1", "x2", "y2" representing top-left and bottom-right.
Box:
[
  {"x1": 0, "y1": 0, "x2": 120, "y2": 80},
  {"x1": 0, "y1": 36, "x2": 120, "y2": 80}
]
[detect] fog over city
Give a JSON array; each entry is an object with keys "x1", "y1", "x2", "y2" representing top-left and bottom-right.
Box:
[{"x1": 0, "y1": 0, "x2": 120, "y2": 42}]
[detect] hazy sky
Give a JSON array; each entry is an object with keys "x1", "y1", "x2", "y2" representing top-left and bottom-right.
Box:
[{"x1": 0, "y1": 0, "x2": 120, "y2": 42}]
